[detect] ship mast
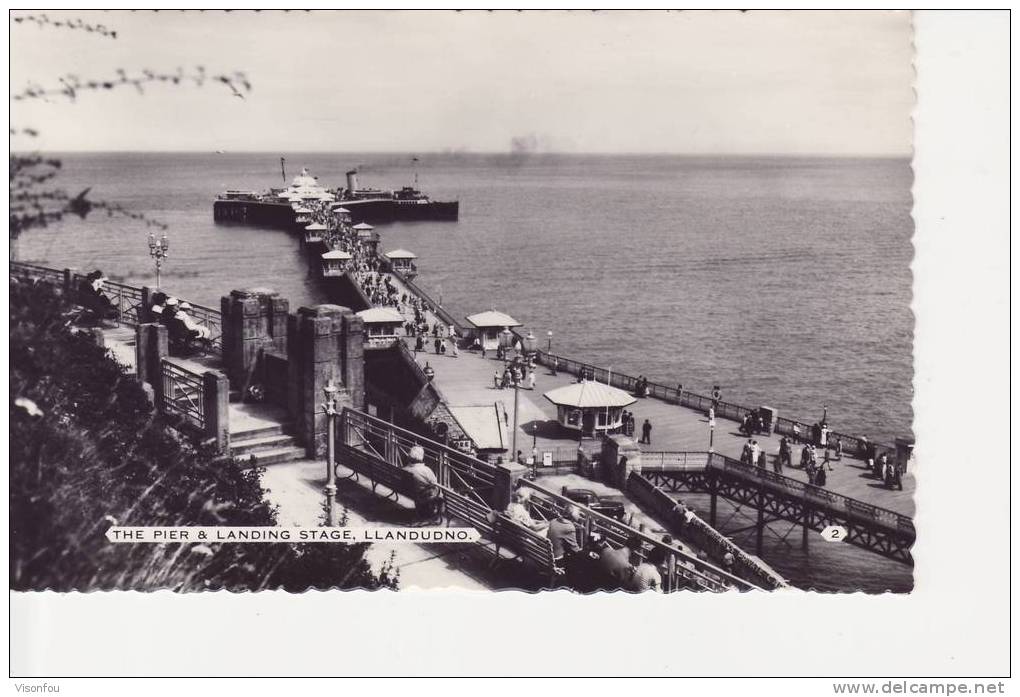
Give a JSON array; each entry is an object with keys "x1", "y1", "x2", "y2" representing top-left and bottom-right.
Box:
[
  {"x1": 412, "y1": 155, "x2": 419, "y2": 189},
  {"x1": 280, "y1": 157, "x2": 286, "y2": 184}
]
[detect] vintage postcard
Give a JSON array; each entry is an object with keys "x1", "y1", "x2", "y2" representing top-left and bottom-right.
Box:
[{"x1": 10, "y1": 10, "x2": 918, "y2": 600}]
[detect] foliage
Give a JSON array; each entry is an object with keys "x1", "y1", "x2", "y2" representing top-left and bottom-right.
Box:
[{"x1": 9, "y1": 280, "x2": 397, "y2": 591}]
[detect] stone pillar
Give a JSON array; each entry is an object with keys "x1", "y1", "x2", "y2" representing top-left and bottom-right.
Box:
[
  {"x1": 340, "y1": 311, "x2": 365, "y2": 410},
  {"x1": 600, "y1": 434, "x2": 642, "y2": 489},
  {"x1": 493, "y1": 462, "x2": 530, "y2": 511},
  {"x1": 288, "y1": 304, "x2": 365, "y2": 457},
  {"x1": 220, "y1": 288, "x2": 289, "y2": 387},
  {"x1": 202, "y1": 370, "x2": 231, "y2": 454},
  {"x1": 135, "y1": 323, "x2": 168, "y2": 401},
  {"x1": 140, "y1": 286, "x2": 154, "y2": 324}
]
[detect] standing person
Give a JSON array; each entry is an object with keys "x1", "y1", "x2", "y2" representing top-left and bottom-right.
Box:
[
  {"x1": 742, "y1": 440, "x2": 754, "y2": 465},
  {"x1": 834, "y1": 437, "x2": 843, "y2": 461},
  {"x1": 711, "y1": 385, "x2": 722, "y2": 412},
  {"x1": 434, "y1": 336, "x2": 442, "y2": 354},
  {"x1": 528, "y1": 369, "x2": 536, "y2": 390},
  {"x1": 750, "y1": 440, "x2": 761, "y2": 467},
  {"x1": 773, "y1": 445, "x2": 784, "y2": 474},
  {"x1": 757, "y1": 448, "x2": 768, "y2": 469},
  {"x1": 493, "y1": 371, "x2": 501, "y2": 390},
  {"x1": 641, "y1": 418, "x2": 652, "y2": 445},
  {"x1": 779, "y1": 436, "x2": 792, "y2": 468}
]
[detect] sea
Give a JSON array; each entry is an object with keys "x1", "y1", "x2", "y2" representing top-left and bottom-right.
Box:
[{"x1": 17, "y1": 152, "x2": 915, "y2": 592}]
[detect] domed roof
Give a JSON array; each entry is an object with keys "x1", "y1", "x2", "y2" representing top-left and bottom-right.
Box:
[{"x1": 543, "y1": 381, "x2": 636, "y2": 409}]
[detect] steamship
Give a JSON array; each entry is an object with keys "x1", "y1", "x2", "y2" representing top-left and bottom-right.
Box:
[{"x1": 213, "y1": 166, "x2": 459, "y2": 228}]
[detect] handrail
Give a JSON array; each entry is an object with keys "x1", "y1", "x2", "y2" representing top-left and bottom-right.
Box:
[{"x1": 627, "y1": 472, "x2": 787, "y2": 590}]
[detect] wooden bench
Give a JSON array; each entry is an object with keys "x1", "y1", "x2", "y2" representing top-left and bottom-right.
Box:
[
  {"x1": 493, "y1": 514, "x2": 559, "y2": 588},
  {"x1": 439, "y1": 487, "x2": 495, "y2": 539},
  {"x1": 336, "y1": 449, "x2": 417, "y2": 502}
]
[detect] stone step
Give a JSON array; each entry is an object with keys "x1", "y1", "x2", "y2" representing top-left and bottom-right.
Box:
[
  {"x1": 230, "y1": 433, "x2": 297, "y2": 456},
  {"x1": 230, "y1": 422, "x2": 291, "y2": 441},
  {"x1": 236, "y1": 446, "x2": 307, "y2": 468}
]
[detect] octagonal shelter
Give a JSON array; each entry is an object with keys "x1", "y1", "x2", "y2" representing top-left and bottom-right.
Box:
[
  {"x1": 465, "y1": 310, "x2": 521, "y2": 351},
  {"x1": 544, "y1": 379, "x2": 637, "y2": 437},
  {"x1": 356, "y1": 306, "x2": 405, "y2": 348},
  {"x1": 304, "y1": 222, "x2": 326, "y2": 244},
  {"x1": 321, "y1": 249, "x2": 353, "y2": 277},
  {"x1": 384, "y1": 249, "x2": 418, "y2": 278}
]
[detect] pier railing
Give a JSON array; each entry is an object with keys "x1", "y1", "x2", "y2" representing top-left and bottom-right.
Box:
[
  {"x1": 703, "y1": 452, "x2": 913, "y2": 535},
  {"x1": 626, "y1": 471, "x2": 788, "y2": 590},
  {"x1": 513, "y1": 334, "x2": 895, "y2": 454}
]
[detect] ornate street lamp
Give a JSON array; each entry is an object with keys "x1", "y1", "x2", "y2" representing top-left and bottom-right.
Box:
[
  {"x1": 499, "y1": 326, "x2": 513, "y2": 364},
  {"x1": 148, "y1": 233, "x2": 169, "y2": 290},
  {"x1": 323, "y1": 380, "x2": 339, "y2": 526},
  {"x1": 423, "y1": 362, "x2": 435, "y2": 382},
  {"x1": 546, "y1": 330, "x2": 553, "y2": 353}
]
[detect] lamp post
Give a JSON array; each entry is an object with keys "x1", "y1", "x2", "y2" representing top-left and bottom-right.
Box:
[
  {"x1": 708, "y1": 412, "x2": 716, "y2": 453},
  {"x1": 546, "y1": 330, "x2": 553, "y2": 353},
  {"x1": 523, "y1": 330, "x2": 537, "y2": 361},
  {"x1": 499, "y1": 326, "x2": 513, "y2": 365},
  {"x1": 322, "y1": 380, "x2": 339, "y2": 527},
  {"x1": 511, "y1": 374, "x2": 520, "y2": 466},
  {"x1": 148, "y1": 233, "x2": 169, "y2": 290}
]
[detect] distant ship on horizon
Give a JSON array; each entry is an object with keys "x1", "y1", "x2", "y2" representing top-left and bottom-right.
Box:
[{"x1": 213, "y1": 160, "x2": 459, "y2": 227}]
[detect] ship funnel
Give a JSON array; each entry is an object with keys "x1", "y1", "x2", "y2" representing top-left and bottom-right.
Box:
[{"x1": 346, "y1": 169, "x2": 359, "y2": 195}]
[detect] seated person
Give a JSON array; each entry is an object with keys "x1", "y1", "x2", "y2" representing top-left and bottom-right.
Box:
[
  {"x1": 78, "y1": 270, "x2": 117, "y2": 319},
  {"x1": 176, "y1": 302, "x2": 212, "y2": 340},
  {"x1": 504, "y1": 490, "x2": 548, "y2": 533},
  {"x1": 403, "y1": 446, "x2": 443, "y2": 524}
]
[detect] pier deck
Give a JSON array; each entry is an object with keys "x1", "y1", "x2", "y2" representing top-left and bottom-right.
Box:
[{"x1": 406, "y1": 339, "x2": 915, "y2": 518}]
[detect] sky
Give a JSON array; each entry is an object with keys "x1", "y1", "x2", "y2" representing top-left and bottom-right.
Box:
[{"x1": 9, "y1": 10, "x2": 914, "y2": 155}]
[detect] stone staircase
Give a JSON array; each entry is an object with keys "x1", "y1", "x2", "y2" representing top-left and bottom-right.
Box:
[{"x1": 231, "y1": 422, "x2": 306, "y2": 467}]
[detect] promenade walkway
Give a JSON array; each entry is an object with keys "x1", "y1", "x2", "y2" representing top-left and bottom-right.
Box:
[{"x1": 407, "y1": 339, "x2": 915, "y2": 518}]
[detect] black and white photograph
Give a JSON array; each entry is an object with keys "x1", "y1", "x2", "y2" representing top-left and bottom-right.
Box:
[{"x1": 7, "y1": 7, "x2": 1011, "y2": 682}]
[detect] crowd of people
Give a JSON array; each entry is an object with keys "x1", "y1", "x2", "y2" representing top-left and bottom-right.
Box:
[{"x1": 303, "y1": 201, "x2": 460, "y2": 355}]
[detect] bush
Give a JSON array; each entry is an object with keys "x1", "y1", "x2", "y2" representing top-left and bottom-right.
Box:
[{"x1": 10, "y1": 278, "x2": 396, "y2": 591}]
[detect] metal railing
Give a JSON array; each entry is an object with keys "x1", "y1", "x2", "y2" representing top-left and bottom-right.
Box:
[
  {"x1": 626, "y1": 472, "x2": 787, "y2": 590},
  {"x1": 160, "y1": 360, "x2": 205, "y2": 431},
  {"x1": 9, "y1": 262, "x2": 224, "y2": 348},
  {"x1": 10, "y1": 261, "x2": 64, "y2": 285},
  {"x1": 626, "y1": 448, "x2": 913, "y2": 536},
  {"x1": 705, "y1": 452, "x2": 913, "y2": 535},
  {"x1": 102, "y1": 279, "x2": 147, "y2": 326},
  {"x1": 639, "y1": 451, "x2": 712, "y2": 471},
  {"x1": 341, "y1": 408, "x2": 497, "y2": 505}
]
